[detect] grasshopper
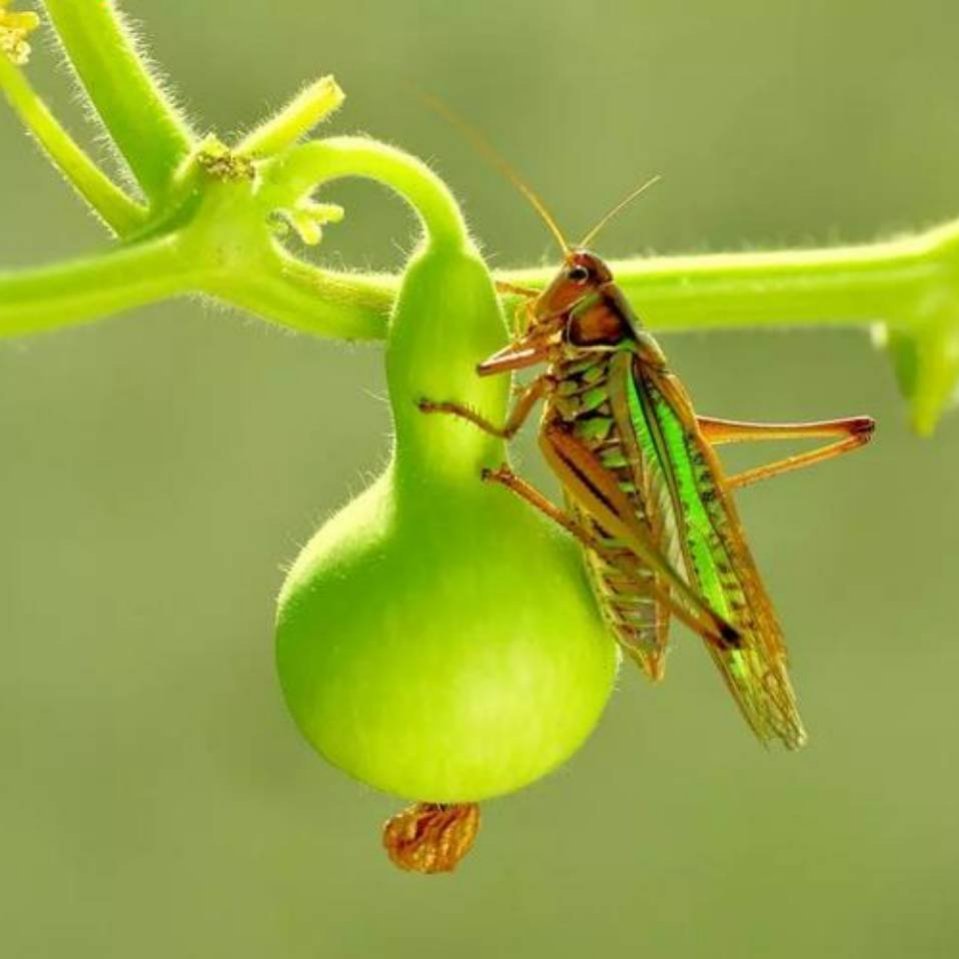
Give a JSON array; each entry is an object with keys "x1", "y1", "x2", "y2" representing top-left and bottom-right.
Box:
[{"x1": 420, "y1": 178, "x2": 874, "y2": 749}]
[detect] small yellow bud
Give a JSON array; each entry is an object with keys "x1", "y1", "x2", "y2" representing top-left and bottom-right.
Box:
[
  {"x1": 277, "y1": 200, "x2": 345, "y2": 246},
  {"x1": 0, "y1": 2, "x2": 40, "y2": 66}
]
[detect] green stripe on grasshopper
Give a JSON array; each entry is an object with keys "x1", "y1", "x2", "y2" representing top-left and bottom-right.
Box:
[{"x1": 624, "y1": 358, "x2": 806, "y2": 748}]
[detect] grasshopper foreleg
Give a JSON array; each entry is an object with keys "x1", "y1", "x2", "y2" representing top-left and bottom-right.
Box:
[
  {"x1": 418, "y1": 375, "x2": 554, "y2": 439},
  {"x1": 494, "y1": 281, "x2": 540, "y2": 299},
  {"x1": 494, "y1": 282, "x2": 538, "y2": 336}
]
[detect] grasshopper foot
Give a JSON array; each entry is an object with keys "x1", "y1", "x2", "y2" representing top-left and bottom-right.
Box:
[
  {"x1": 481, "y1": 464, "x2": 513, "y2": 484},
  {"x1": 418, "y1": 397, "x2": 474, "y2": 418}
]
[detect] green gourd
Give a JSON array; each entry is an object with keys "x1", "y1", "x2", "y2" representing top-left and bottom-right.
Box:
[{"x1": 275, "y1": 239, "x2": 617, "y2": 803}]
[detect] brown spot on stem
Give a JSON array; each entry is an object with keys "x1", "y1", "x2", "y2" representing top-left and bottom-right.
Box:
[
  {"x1": 382, "y1": 802, "x2": 480, "y2": 874},
  {"x1": 196, "y1": 138, "x2": 256, "y2": 182}
]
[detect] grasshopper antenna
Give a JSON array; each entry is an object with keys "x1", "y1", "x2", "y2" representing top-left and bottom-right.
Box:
[
  {"x1": 578, "y1": 174, "x2": 662, "y2": 250},
  {"x1": 420, "y1": 92, "x2": 570, "y2": 255}
]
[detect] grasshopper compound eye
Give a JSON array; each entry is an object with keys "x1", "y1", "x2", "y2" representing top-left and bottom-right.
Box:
[{"x1": 567, "y1": 264, "x2": 590, "y2": 283}]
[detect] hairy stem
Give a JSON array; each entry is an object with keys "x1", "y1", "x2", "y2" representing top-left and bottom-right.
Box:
[
  {"x1": 42, "y1": 0, "x2": 195, "y2": 198},
  {"x1": 237, "y1": 77, "x2": 345, "y2": 159},
  {"x1": 0, "y1": 54, "x2": 146, "y2": 234},
  {"x1": 215, "y1": 218, "x2": 959, "y2": 342},
  {"x1": 500, "y1": 227, "x2": 955, "y2": 331},
  {"x1": 0, "y1": 235, "x2": 201, "y2": 337},
  {"x1": 205, "y1": 247, "x2": 395, "y2": 342}
]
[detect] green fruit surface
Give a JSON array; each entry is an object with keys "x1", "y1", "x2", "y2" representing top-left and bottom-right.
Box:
[
  {"x1": 276, "y1": 242, "x2": 617, "y2": 802},
  {"x1": 276, "y1": 468, "x2": 617, "y2": 802}
]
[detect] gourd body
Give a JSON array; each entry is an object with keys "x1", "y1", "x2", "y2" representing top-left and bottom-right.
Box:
[{"x1": 276, "y1": 245, "x2": 617, "y2": 802}]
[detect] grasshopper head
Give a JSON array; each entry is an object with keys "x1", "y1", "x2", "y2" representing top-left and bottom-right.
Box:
[
  {"x1": 553, "y1": 250, "x2": 640, "y2": 350},
  {"x1": 537, "y1": 249, "x2": 613, "y2": 317},
  {"x1": 477, "y1": 250, "x2": 622, "y2": 375}
]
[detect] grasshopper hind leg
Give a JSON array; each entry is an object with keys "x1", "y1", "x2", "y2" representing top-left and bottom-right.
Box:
[
  {"x1": 482, "y1": 465, "x2": 672, "y2": 678},
  {"x1": 481, "y1": 464, "x2": 609, "y2": 553},
  {"x1": 697, "y1": 414, "x2": 875, "y2": 489}
]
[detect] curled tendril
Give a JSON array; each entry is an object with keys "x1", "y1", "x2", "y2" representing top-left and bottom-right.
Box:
[{"x1": 0, "y1": 1, "x2": 40, "y2": 66}]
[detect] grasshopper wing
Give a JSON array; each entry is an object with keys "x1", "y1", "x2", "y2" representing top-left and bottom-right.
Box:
[
  {"x1": 627, "y1": 354, "x2": 807, "y2": 749},
  {"x1": 584, "y1": 356, "x2": 687, "y2": 681}
]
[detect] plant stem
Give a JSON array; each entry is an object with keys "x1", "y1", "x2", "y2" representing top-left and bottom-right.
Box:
[
  {"x1": 500, "y1": 223, "x2": 959, "y2": 333},
  {"x1": 42, "y1": 0, "x2": 195, "y2": 198},
  {"x1": 5, "y1": 214, "x2": 959, "y2": 347},
  {"x1": 0, "y1": 54, "x2": 146, "y2": 234},
  {"x1": 0, "y1": 235, "x2": 201, "y2": 337},
  {"x1": 205, "y1": 247, "x2": 395, "y2": 342},
  {"x1": 212, "y1": 218, "x2": 959, "y2": 342},
  {"x1": 260, "y1": 136, "x2": 471, "y2": 252},
  {"x1": 237, "y1": 77, "x2": 345, "y2": 159}
]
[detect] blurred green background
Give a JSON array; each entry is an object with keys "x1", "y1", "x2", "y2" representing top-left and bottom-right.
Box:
[{"x1": 2, "y1": 1, "x2": 957, "y2": 957}]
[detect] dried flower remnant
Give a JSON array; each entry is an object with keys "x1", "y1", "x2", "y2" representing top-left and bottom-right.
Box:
[
  {"x1": 195, "y1": 136, "x2": 256, "y2": 182},
  {"x1": 0, "y1": 0, "x2": 39, "y2": 66},
  {"x1": 382, "y1": 803, "x2": 480, "y2": 874}
]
